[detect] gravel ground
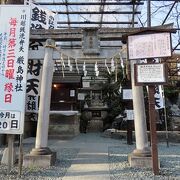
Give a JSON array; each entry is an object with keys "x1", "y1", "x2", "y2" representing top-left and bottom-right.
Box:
[
  {"x1": 0, "y1": 134, "x2": 179, "y2": 180},
  {"x1": 109, "y1": 142, "x2": 180, "y2": 180},
  {"x1": 0, "y1": 140, "x2": 79, "y2": 180}
]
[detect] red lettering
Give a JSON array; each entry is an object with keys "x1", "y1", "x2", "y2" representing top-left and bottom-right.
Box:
[
  {"x1": 9, "y1": 18, "x2": 17, "y2": 27},
  {"x1": 7, "y1": 59, "x2": 14, "y2": 68},
  {"x1": 5, "y1": 69, "x2": 14, "y2": 79},
  {"x1": 9, "y1": 28, "x2": 16, "y2": 37},
  {"x1": 8, "y1": 39, "x2": 16, "y2": 48},
  {"x1": 4, "y1": 83, "x2": 13, "y2": 92},
  {"x1": 4, "y1": 94, "x2": 12, "y2": 103}
]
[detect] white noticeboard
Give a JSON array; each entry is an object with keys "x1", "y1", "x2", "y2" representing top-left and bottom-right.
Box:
[
  {"x1": 70, "y1": 90, "x2": 75, "y2": 97},
  {"x1": 78, "y1": 93, "x2": 85, "y2": 100},
  {"x1": 0, "y1": 5, "x2": 31, "y2": 134},
  {"x1": 125, "y1": 110, "x2": 134, "y2": 120},
  {"x1": 82, "y1": 81, "x2": 90, "y2": 88},
  {"x1": 136, "y1": 63, "x2": 166, "y2": 84},
  {"x1": 128, "y1": 32, "x2": 171, "y2": 60},
  {"x1": 122, "y1": 89, "x2": 133, "y2": 100}
]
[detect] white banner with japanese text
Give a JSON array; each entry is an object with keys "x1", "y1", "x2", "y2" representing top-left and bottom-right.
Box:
[
  {"x1": 26, "y1": 60, "x2": 43, "y2": 113},
  {"x1": 154, "y1": 85, "x2": 165, "y2": 110},
  {"x1": 26, "y1": 4, "x2": 56, "y2": 115},
  {"x1": 0, "y1": 5, "x2": 31, "y2": 134},
  {"x1": 30, "y1": 3, "x2": 56, "y2": 30},
  {"x1": 29, "y1": 4, "x2": 57, "y2": 50}
]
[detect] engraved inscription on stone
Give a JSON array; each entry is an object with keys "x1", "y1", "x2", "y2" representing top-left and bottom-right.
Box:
[{"x1": 82, "y1": 28, "x2": 100, "y2": 55}]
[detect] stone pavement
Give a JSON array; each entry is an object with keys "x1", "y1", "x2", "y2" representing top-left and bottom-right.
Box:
[{"x1": 58, "y1": 133, "x2": 121, "y2": 180}]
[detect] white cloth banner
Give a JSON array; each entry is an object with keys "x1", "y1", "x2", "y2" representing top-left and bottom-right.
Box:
[
  {"x1": 27, "y1": 4, "x2": 56, "y2": 113},
  {"x1": 26, "y1": 60, "x2": 43, "y2": 113},
  {"x1": 31, "y1": 4, "x2": 57, "y2": 29},
  {"x1": 0, "y1": 5, "x2": 31, "y2": 134},
  {"x1": 154, "y1": 85, "x2": 164, "y2": 109}
]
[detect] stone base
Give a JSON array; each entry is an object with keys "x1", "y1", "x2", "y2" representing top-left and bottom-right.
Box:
[
  {"x1": 1, "y1": 148, "x2": 17, "y2": 165},
  {"x1": 128, "y1": 153, "x2": 160, "y2": 169},
  {"x1": 128, "y1": 153, "x2": 152, "y2": 168},
  {"x1": 23, "y1": 152, "x2": 56, "y2": 168},
  {"x1": 132, "y1": 148, "x2": 151, "y2": 157}
]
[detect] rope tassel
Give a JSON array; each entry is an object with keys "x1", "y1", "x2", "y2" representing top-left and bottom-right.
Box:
[
  {"x1": 111, "y1": 58, "x2": 115, "y2": 72},
  {"x1": 105, "y1": 59, "x2": 111, "y2": 74},
  {"x1": 75, "y1": 58, "x2": 79, "y2": 74}
]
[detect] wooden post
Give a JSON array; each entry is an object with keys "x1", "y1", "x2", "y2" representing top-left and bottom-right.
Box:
[
  {"x1": 127, "y1": 120, "x2": 133, "y2": 145},
  {"x1": 148, "y1": 85, "x2": 159, "y2": 175},
  {"x1": 18, "y1": 134, "x2": 23, "y2": 177},
  {"x1": 7, "y1": 134, "x2": 14, "y2": 174},
  {"x1": 146, "y1": 0, "x2": 159, "y2": 174}
]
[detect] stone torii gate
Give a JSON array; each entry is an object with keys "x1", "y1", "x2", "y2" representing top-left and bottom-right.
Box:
[{"x1": 23, "y1": 28, "x2": 151, "y2": 167}]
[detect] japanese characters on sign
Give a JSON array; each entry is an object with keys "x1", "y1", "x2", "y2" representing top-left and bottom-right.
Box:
[
  {"x1": 30, "y1": 4, "x2": 56, "y2": 30},
  {"x1": 0, "y1": 5, "x2": 31, "y2": 134},
  {"x1": 135, "y1": 63, "x2": 167, "y2": 85},
  {"x1": 26, "y1": 60, "x2": 43, "y2": 113},
  {"x1": 0, "y1": 111, "x2": 20, "y2": 131},
  {"x1": 29, "y1": 4, "x2": 56, "y2": 50},
  {"x1": 154, "y1": 85, "x2": 164, "y2": 109},
  {"x1": 26, "y1": 3, "x2": 55, "y2": 113},
  {"x1": 128, "y1": 32, "x2": 171, "y2": 60}
]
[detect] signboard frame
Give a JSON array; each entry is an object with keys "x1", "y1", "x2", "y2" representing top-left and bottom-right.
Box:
[
  {"x1": 127, "y1": 32, "x2": 172, "y2": 60},
  {"x1": 134, "y1": 63, "x2": 168, "y2": 86}
]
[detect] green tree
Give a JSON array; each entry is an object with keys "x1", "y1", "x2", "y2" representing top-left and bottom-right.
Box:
[{"x1": 101, "y1": 69, "x2": 125, "y2": 129}]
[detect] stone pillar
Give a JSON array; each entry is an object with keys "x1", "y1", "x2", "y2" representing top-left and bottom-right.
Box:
[
  {"x1": 32, "y1": 39, "x2": 55, "y2": 154},
  {"x1": 128, "y1": 60, "x2": 151, "y2": 168},
  {"x1": 23, "y1": 39, "x2": 56, "y2": 167}
]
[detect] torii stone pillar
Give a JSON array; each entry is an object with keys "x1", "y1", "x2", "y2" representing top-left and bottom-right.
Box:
[
  {"x1": 32, "y1": 39, "x2": 55, "y2": 154},
  {"x1": 23, "y1": 39, "x2": 56, "y2": 167},
  {"x1": 128, "y1": 60, "x2": 151, "y2": 168}
]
